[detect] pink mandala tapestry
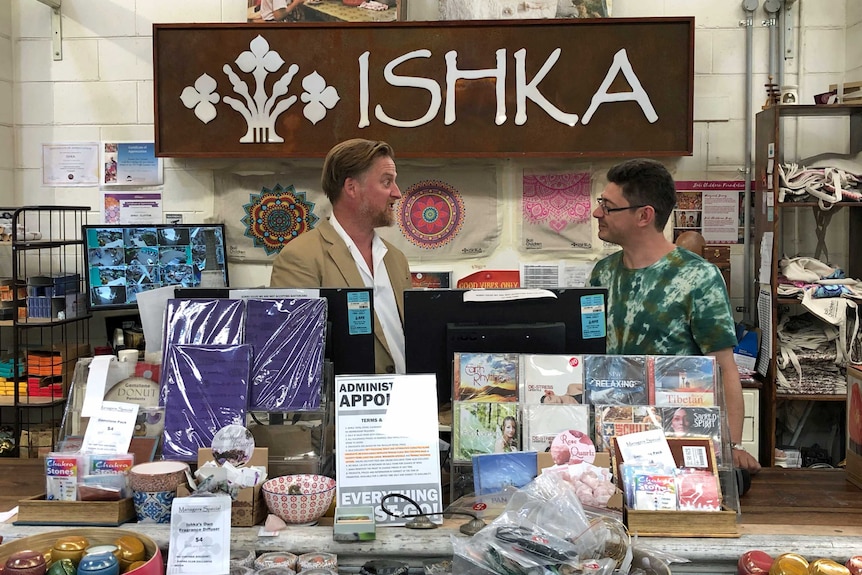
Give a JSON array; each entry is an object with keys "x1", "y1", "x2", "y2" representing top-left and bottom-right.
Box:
[
  {"x1": 522, "y1": 172, "x2": 593, "y2": 251},
  {"x1": 376, "y1": 165, "x2": 499, "y2": 259},
  {"x1": 398, "y1": 180, "x2": 465, "y2": 249},
  {"x1": 242, "y1": 183, "x2": 319, "y2": 256}
]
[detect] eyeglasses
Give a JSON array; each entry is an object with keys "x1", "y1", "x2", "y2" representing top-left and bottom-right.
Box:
[{"x1": 596, "y1": 197, "x2": 648, "y2": 215}]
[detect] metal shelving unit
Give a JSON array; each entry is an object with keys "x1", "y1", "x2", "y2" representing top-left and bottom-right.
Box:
[{"x1": 0, "y1": 206, "x2": 91, "y2": 457}]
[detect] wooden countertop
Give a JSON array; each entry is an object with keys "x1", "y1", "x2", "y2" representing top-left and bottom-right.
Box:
[
  {"x1": 0, "y1": 459, "x2": 45, "y2": 513},
  {"x1": 3, "y1": 462, "x2": 861, "y2": 573}
]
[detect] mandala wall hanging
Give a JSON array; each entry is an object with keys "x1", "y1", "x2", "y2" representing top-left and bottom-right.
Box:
[
  {"x1": 213, "y1": 169, "x2": 330, "y2": 263},
  {"x1": 377, "y1": 165, "x2": 500, "y2": 260},
  {"x1": 242, "y1": 183, "x2": 319, "y2": 256},
  {"x1": 398, "y1": 180, "x2": 465, "y2": 249},
  {"x1": 521, "y1": 171, "x2": 593, "y2": 252}
]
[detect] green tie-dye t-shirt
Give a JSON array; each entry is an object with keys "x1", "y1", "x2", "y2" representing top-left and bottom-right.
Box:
[{"x1": 589, "y1": 247, "x2": 737, "y2": 355}]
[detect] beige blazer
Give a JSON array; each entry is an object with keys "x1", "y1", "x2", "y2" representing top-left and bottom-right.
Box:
[{"x1": 269, "y1": 219, "x2": 412, "y2": 374}]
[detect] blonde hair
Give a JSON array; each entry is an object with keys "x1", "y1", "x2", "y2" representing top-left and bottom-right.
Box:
[{"x1": 321, "y1": 139, "x2": 394, "y2": 204}]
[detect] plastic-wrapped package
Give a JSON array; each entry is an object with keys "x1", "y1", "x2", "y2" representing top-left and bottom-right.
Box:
[
  {"x1": 160, "y1": 298, "x2": 245, "y2": 405},
  {"x1": 246, "y1": 298, "x2": 326, "y2": 411},
  {"x1": 161, "y1": 344, "x2": 251, "y2": 460},
  {"x1": 451, "y1": 471, "x2": 629, "y2": 575}
]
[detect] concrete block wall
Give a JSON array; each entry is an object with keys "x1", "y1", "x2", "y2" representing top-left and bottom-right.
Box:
[
  {"x1": 0, "y1": 2, "x2": 11, "y2": 205},
  {"x1": 3, "y1": 0, "x2": 857, "y2": 324}
]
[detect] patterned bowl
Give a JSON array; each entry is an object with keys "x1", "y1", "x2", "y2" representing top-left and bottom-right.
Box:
[
  {"x1": 128, "y1": 461, "x2": 189, "y2": 493},
  {"x1": 262, "y1": 474, "x2": 336, "y2": 525}
]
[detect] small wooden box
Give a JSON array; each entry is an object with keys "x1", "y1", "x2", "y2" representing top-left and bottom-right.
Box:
[
  {"x1": 624, "y1": 506, "x2": 739, "y2": 537},
  {"x1": 703, "y1": 245, "x2": 730, "y2": 265},
  {"x1": 16, "y1": 494, "x2": 135, "y2": 526}
]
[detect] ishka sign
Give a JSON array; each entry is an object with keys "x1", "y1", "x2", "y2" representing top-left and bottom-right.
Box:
[{"x1": 153, "y1": 18, "x2": 693, "y2": 158}]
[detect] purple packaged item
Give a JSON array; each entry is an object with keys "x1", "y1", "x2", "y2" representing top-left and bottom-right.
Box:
[
  {"x1": 161, "y1": 343, "x2": 251, "y2": 460},
  {"x1": 160, "y1": 298, "x2": 245, "y2": 405},
  {"x1": 246, "y1": 298, "x2": 326, "y2": 411}
]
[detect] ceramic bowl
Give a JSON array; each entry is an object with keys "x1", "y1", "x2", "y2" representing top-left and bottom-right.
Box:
[
  {"x1": 262, "y1": 474, "x2": 336, "y2": 525},
  {"x1": 128, "y1": 461, "x2": 189, "y2": 492}
]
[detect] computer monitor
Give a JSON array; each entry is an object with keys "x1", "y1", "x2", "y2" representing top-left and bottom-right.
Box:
[
  {"x1": 173, "y1": 287, "x2": 376, "y2": 375},
  {"x1": 404, "y1": 288, "x2": 608, "y2": 405},
  {"x1": 83, "y1": 224, "x2": 229, "y2": 311}
]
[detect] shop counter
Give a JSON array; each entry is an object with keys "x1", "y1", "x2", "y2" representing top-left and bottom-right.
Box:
[
  {"x1": 2, "y1": 467, "x2": 861, "y2": 574},
  {"x1": 1, "y1": 519, "x2": 861, "y2": 574}
]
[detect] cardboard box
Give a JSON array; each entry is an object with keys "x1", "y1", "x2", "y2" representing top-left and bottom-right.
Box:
[
  {"x1": 19, "y1": 426, "x2": 59, "y2": 458},
  {"x1": 846, "y1": 366, "x2": 862, "y2": 489},
  {"x1": 178, "y1": 447, "x2": 269, "y2": 527},
  {"x1": 16, "y1": 494, "x2": 136, "y2": 526}
]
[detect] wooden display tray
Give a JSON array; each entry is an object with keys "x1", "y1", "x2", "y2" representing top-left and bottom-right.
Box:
[
  {"x1": 625, "y1": 506, "x2": 739, "y2": 537},
  {"x1": 15, "y1": 494, "x2": 135, "y2": 526}
]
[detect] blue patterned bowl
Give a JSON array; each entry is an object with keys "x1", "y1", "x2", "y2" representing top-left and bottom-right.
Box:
[{"x1": 132, "y1": 490, "x2": 175, "y2": 523}]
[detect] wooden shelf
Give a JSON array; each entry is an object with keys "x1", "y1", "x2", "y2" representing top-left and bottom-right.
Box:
[
  {"x1": 753, "y1": 103, "x2": 861, "y2": 467},
  {"x1": 0, "y1": 396, "x2": 66, "y2": 407},
  {"x1": 772, "y1": 103, "x2": 862, "y2": 116}
]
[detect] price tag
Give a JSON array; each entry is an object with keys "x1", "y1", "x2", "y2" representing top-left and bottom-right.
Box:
[
  {"x1": 80, "y1": 400, "x2": 139, "y2": 454},
  {"x1": 167, "y1": 495, "x2": 232, "y2": 575}
]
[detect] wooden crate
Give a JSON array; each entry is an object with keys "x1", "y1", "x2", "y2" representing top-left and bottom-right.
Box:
[
  {"x1": 16, "y1": 494, "x2": 135, "y2": 526},
  {"x1": 625, "y1": 506, "x2": 739, "y2": 537}
]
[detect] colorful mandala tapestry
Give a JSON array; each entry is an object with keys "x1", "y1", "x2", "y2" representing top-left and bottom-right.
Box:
[
  {"x1": 241, "y1": 184, "x2": 319, "y2": 256},
  {"x1": 522, "y1": 172, "x2": 592, "y2": 229},
  {"x1": 521, "y1": 171, "x2": 593, "y2": 251},
  {"x1": 397, "y1": 180, "x2": 465, "y2": 249}
]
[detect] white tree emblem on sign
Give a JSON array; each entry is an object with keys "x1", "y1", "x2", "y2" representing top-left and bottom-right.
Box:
[{"x1": 179, "y1": 35, "x2": 340, "y2": 143}]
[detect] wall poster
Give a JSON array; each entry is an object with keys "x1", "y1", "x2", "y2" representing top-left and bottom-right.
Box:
[{"x1": 674, "y1": 180, "x2": 746, "y2": 245}]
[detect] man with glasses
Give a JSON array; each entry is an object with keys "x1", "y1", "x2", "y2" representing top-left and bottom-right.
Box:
[{"x1": 589, "y1": 159, "x2": 761, "y2": 474}]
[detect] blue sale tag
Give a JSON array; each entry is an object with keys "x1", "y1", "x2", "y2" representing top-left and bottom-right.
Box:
[
  {"x1": 580, "y1": 294, "x2": 606, "y2": 339},
  {"x1": 347, "y1": 291, "x2": 372, "y2": 335}
]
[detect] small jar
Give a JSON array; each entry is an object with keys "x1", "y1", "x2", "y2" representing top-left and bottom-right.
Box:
[
  {"x1": 112, "y1": 536, "x2": 145, "y2": 572},
  {"x1": 77, "y1": 554, "x2": 119, "y2": 575},
  {"x1": 5, "y1": 550, "x2": 47, "y2": 575},
  {"x1": 46, "y1": 559, "x2": 76, "y2": 575},
  {"x1": 51, "y1": 536, "x2": 90, "y2": 566},
  {"x1": 83, "y1": 547, "x2": 119, "y2": 563}
]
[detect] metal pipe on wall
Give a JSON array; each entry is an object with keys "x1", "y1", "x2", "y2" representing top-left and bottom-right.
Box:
[{"x1": 742, "y1": 0, "x2": 758, "y2": 322}]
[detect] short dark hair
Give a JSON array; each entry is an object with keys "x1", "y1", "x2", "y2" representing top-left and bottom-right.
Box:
[
  {"x1": 321, "y1": 139, "x2": 395, "y2": 204},
  {"x1": 606, "y1": 159, "x2": 677, "y2": 230}
]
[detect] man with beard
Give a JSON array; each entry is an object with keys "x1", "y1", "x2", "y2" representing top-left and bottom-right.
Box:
[
  {"x1": 588, "y1": 158, "x2": 760, "y2": 474},
  {"x1": 270, "y1": 139, "x2": 411, "y2": 375}
]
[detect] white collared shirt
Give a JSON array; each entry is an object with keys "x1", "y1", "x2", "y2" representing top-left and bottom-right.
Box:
[{"x1": 330, "y1": 215, "x2": 406, "y2": 374}]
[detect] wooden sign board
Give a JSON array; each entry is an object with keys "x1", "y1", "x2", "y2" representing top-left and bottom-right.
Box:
[{"x1": 154, "y1": 18, "x2": 693, "y2": 158}]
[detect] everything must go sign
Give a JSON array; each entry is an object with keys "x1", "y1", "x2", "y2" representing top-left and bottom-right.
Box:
[{"x1": 153, "y1": 18, "x2": 693, "y2": 158}]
